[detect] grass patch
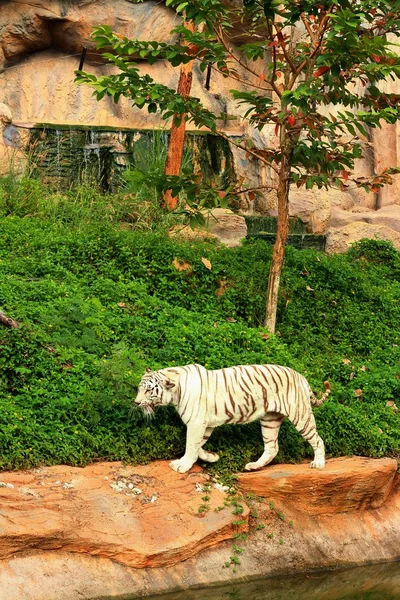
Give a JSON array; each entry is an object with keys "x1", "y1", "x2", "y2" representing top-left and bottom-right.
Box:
[{"x1": 0, "y1": 206, "x2": 399, "y2": 472}]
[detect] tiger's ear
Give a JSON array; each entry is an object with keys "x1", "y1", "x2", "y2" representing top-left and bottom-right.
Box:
[
  {"x1": 145, "y1": 367, "x2": 152, "y2": 373},
  {"x1": 165, "y1": 379, "x2": 175, "y2": 389}
]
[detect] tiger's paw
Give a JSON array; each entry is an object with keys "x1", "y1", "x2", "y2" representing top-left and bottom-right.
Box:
[
  {"x1": 244, "y1": 461, "x2": 263, "y2": 471},
  {"x1": 310, "y1": 458, "x2": 325, "y2": 469},
  {"x1": 169, "y1": 459, "x2": 191, "y2": 474},
  {"x1": 198, "y1": 449, "x2": 220, "y2": 463}
]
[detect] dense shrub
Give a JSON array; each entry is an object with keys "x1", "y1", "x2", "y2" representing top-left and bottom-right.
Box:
[{"x1": 0, "y1": 216, "x2": 399, "y2": 472}]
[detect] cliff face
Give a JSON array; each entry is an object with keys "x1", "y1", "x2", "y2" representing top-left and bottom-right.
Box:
[{"x1": 1, "y1": 0, "x2": 400, "y2": 250}]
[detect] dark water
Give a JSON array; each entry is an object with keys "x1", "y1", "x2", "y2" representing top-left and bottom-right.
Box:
[{"x1": 142, "y1": 562, "x2": 400, "y2": 600}]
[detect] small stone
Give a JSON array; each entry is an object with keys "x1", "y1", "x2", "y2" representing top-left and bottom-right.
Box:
[
  {"x1": 19, "y1": 487, "x2": 40, "y2": 498},
  {"x1": 213, "y1": 482, "x2": 229, "y2": 493},
  {"x1": 386, "y1": 401, "x2": 398, "y2": 411},
  {"x1": 62, "y1": 482, "x2": 76, "y2": 490},
  {"x1": 110, "y1": 483, "x2": 123, "y2": 492},
  {"x1": 141, "y1": 494, "x2": 157, "y2": 504}
]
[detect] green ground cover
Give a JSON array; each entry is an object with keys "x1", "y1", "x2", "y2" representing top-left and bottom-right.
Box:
[{"x1": 0, "y1": 192, "x2": 399, "y2": 472}]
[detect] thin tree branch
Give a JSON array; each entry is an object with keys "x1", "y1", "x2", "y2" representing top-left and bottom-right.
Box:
[
  {"x1": 206, "y1": 62, "x2": 274, "y2": 92},
  {"x1": 300, "y1": 13, "x2": 315, "y2": 42},
  {"x1": 288, "y1": 10, "x2": 333, "y2": 89},
  {"x1": 229, "y1": 184, "x2": 278, "y2": 195},
  {"x1": 215, "y1": 130, "x2": 281, "y2": 175},
  {"x1": 272, "y1": 21, "x2": 296, "y2": 74},
  {"x1": 215, "y1": 28, "x2": 282, "y2": 98}
]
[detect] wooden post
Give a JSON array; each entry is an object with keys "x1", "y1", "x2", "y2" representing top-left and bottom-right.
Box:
[
  {"x1": 163, "y1": 21, "x2": 196, "y2": 211},
  {"x1": 78, "y1": 47, "x2": 87, "y2": 71}
]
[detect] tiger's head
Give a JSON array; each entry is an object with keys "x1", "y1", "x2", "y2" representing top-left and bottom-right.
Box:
[{"x1": 134, "y1": 368, "x2": 176, "y2": 417}]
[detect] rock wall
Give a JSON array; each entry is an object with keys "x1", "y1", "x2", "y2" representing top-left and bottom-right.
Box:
[{"x1": 1, "y1": 0, "x2": 400, "y2": 251}]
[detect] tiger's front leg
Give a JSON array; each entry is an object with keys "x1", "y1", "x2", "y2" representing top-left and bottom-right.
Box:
[{"x1": 170, "y1": 422, "x2": 207, "y2": 474}]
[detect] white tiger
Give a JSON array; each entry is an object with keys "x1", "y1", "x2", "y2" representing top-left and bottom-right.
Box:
[{"x1": 134, "y1": 363, "x2": 330, "y2": 474}]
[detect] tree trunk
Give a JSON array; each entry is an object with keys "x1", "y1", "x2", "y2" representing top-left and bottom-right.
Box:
[
  {"x1": 264, "y1": 152, "x2": 291, "y2": 334},
  {"x1": 163, "y1": 21, "x2": 196, "y2": 211}
]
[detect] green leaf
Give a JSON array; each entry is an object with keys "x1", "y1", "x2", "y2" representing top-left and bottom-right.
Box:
[{"x1": 176, "y1": 2, "x2": 188, "y2": 12}]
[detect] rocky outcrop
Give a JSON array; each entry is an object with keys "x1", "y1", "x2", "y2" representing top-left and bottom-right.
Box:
[
  {"x1": 0, "y1": 461, "x2": 248, "y2": 568},
  {"x1": 326, "y1": 221, "x2": 400, "y2": 253},
  {"x1": 330, "y1": 204, "x2": 400, "y2": 232},
  {"x1": 0, "y1": 457, "x2": 398, "y2": 600},
  {"x1": 237, "y1": 456, "x2": 398, "y2": 515}
]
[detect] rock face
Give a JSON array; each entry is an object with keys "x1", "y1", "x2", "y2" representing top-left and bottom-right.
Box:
[
  {"x1": 0, "y1": 461, "x2": 248, "y2": 568},
  {"x1": 0, "y1": 457, "x2": 399, "y2": 600},
  {"x1": 0, "y1": 1, "x2": 179, "y2": 66},
  {"x1": 237, "y1": 456, "x2": 398, "y2": 515}
]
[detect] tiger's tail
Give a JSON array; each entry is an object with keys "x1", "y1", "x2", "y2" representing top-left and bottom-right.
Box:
[{"x1": 311, "y1": 381, "x2": 331, "y2": 407}]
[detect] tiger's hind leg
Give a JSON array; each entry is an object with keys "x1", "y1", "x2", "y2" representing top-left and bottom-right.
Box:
[
  {"x1": 291, "y1": 410, "x2": 325, "y2": 469},
  {"x1": 244, "y1": 413, "x2": 284, "y2": 471},
  {"x1": 198, "y1": 427, "x2": 219, "y2": 463}
]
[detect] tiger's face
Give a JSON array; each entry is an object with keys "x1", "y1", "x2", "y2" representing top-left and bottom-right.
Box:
[{"x1": 134, "y1": 368, "x2": 176, "y2": 417}]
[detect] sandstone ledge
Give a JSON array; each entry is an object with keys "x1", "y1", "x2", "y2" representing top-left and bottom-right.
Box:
[
  {"x1": 0, "y1": 457, "x2": 399, "y2": 600},
  {"x1": 237, "y1": 456, "x2": 398, "y2": 515}
]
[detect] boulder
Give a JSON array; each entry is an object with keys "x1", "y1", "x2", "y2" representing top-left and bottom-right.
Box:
[
  {"x1": 288, "y1": 189, "x2": 331, "y2": 234},
  {"x1": 331, "y1": 204, "x2": 400, "y2": 232},
  {"x1": 170, "y1": 209, "x2": 247, "y2": 247},
  {"x1": 326, "y1": 221, "x2": 400, "y2": 253},
  {"x1": 237, "y1": 456, "x2": 398, "y2": 515},
  {"x1": 206, "y1": 208, "x2": 247, "y2": 246},
  {"x1": 0, "y1": 461, "x2": 248, "y2": 568}
]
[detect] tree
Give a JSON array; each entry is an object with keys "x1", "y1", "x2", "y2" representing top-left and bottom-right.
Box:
[{"x1": 76, "y1": 1, "x2": 400, "y2": 333}]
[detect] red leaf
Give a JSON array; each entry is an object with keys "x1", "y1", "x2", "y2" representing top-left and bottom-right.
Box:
[
  {"x1": 259, "y1": 73, "x2": 265, "y2": 81},
  {"x1": 313, "y1": 66, "x2": 330, "y2": 77},
  {"x1": 218, "y1": 191, "x2": 226, "y2": 198},
  {"x1": 287, "y1": 115, "x2": 296, "y2": 127},
  {"x1": 276, "y1": 30, "x2": 286, "y2": 48},
  {"x1": 342, "y1": 170, "x2": 349, "y2": 181},
  {"x1": 187, "y1": 45, "x2": 201, "y2": 56},
  {"x1": 274, "y1": 123, "x2": 280, "y2": 136},
  {"x1": 248, "y1": 192, "x2": 256, "y2": 201},
  {"x1": 371, "y1": 54, "x2": 380, "y2": 63}
]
